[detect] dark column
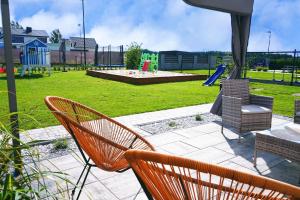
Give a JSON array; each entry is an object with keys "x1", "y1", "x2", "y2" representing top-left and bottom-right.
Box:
[{"x1": 1, "y1": 0, "x2": 21, "y2": 175}]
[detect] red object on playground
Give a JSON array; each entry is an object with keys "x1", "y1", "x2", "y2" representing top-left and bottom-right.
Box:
[
  {"x1": 142, "y1": 60, "x2": 151, "y2": 71},
  {"x1": 0, "y1": 67, "x2": 17, "y2": 73}
]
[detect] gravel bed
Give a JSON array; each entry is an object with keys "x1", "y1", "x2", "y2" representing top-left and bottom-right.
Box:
[
  {"x1": 138, "y1": 113, "x2": 221, "y2": 134},
  {"x1": 23, "y1": 138, "x2": 78, "y2": 163}
]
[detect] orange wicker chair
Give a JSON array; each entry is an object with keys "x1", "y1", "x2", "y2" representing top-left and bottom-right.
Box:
[
  {"x1": 125, "y1": 150, "x2": 300, "y2": 200},
  {"x1": 44, "y1": 96, "x2": 155, "y2": 199}
]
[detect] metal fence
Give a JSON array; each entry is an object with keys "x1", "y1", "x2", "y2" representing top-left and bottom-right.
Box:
[{"x1": 245, "y1": 50, "x2": 300, "y2": 85}]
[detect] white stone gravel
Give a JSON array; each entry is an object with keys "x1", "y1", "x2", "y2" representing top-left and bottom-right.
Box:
[{"x1": 138, "y1": 113, "x2": 221, "y2": 134}]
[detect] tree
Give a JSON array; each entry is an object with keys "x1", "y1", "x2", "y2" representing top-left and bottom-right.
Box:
[
  {"x1": 10, "y1": 20, "x2": 23, "y2": 29},
  {"x1": 50, "y1": 29, "x2": 62, "y2": 43},
  {"x1": 125, "y1": 42, "x2": 142, "y2": 69}
]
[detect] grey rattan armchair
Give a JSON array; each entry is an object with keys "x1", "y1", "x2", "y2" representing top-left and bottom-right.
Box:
[
  {"x1": 295, "y1": 100, "x2": 300, "y2": 124},
  {"x1": 222, "y1": 79, "x2": 273, "y2": 141}
]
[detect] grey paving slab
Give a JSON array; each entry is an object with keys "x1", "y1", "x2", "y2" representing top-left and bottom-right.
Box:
[
  {"x1": 101, "y1": 170, "x2": 141, "y2": 199},
  {"x1": 63, "y1": 166, "x2": 98, "y2": 185},
  {"x1": 146, "y1": 131, "x2": 186, "y2": 147},
  {"x1": 219, "y1": 160, "x2": 259, "y2": 175},
  {"x1": 228, "y1": 151, "x2": 285, "y2": 174},
  {"x1": 184, "y1": 147, "x2": 235, "y2": 164},
  {"x1": 154, "y1": 147, "x2": 173, "y2": 155},
  {"x1": 195, "y1": 122, "x2": 222, "y2": 134},
  {"x1": 90, "y1": 167, "x2": 119, "y2": 181},
  {"x1": 272, "y1": 117, "x2": 290, "y2": 126},
  {"x1": 183, "y1": 133, "x2": 226, "y2": 150},
  {"x1": 159, "y1": 141, "x2": 200, "y2": 156},
  {"x1": 173, "y1": 126, "x2": 211, "y2": 138},
  {"x1": 77, "y1": 181, "x2": 119, "y2": 200},
  {"x1": 123, "y1": 192, "x2": 148, "y2": 200},
  {"x1": 262, "y1": 160, "x2": 300, "y2": 186},
  {"x1": 214, "y1": 140, "x2": 254, "y2": 159},
  {"x1": 48, "y1": 154, "x2": 83, "y2": 171}
]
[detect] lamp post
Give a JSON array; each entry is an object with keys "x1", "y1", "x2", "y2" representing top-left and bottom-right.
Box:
[
  {"x1": 267, "y1": 30, "x2": 271, "y2": 53},
  {"x1": 78, "y1": 23, "x2": 83, "y2": 65},
  {"x1": 266, "y1": 31, "x2": 274, "y2": 80},
  {"x1": 1, "y1": 0, "x2": 21, "y2": 176},
  {"x1": 81, "y1": 0, "x2": 86, "y2": 66}
]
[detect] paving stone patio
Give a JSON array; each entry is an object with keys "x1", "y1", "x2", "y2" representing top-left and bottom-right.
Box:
[{"x1": 23, "y1": 104, "x2": 300, "y2": 199}]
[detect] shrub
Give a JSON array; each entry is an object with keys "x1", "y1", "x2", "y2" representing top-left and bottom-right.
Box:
[
  {"x1": 262, "y1": 67, "x2": 269, "y2": 72},
  {"x1": 168, "y1": 121, "x2": 177, "y2": 127},
  {"x1": 195, "y1": 114, "x2": 202, "y2": 121},
  {"x1": 53, "y1": 138, "x2": 68, "y2": 150},
  {"x1": 125, "y1": 42, "x2": 142, "y2": 69},
  {"x1": 256, "y1": 66, "x2": 263, "y2": 71}
]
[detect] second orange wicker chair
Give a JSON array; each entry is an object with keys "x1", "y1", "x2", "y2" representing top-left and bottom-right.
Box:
[
  {"x1": 125, "y1": 150, "x2": 300, "y2": 200},
  {"x1": 45, "y1": 96, "x2": 155, "y2": 199}
]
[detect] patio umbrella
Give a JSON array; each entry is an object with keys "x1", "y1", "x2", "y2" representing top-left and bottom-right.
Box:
[
  {"x1": 182, "y1": 0, "x2": 254, "y2": 115},
  {"x1": 1, "y1": 0, "x2": 21, "y2": 175}
]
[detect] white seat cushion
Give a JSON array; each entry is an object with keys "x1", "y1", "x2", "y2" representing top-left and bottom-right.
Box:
[
  {"x1": 285, "y1": 123, "x2": 300, "y2": 134},
  {"x1": 258, "y1": 123, "x2": 300, "y2": 143},
  {"x1": 270, "y1": 124, "x2": 300, "y2": 143},
  {"x1": 241, "y1": 104, "x2": 271, "y2": 114}
]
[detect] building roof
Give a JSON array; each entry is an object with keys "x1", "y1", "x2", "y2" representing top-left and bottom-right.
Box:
[
  {"x1": 68, "y1": 37, "x2": 97, "y2": 49},
  {"x1": 22, "y1": 38, "x2": 47, "y2": 48},
  {"x1": 0, "y1": 27, "x2": 49, "y2": 38}
]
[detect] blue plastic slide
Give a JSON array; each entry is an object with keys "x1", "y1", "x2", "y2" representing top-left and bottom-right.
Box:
[{"x1": 203, "y1": 64, "x2": 226, "y2": 86}]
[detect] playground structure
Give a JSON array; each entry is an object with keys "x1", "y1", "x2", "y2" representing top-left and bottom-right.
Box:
[
  {"x1": 0, "y1": 66, "x2": 17, "y2": 73},
  {"x1": 20, "y1": 38, "x2": 51, "y2": 77},
  {"x1": 96, "y1": 45, "x2": 124, "y2": 68},
  {"x1": 246, "y1": 50, "x2": 300, "y2": 85},
  {"x1": 138, "y1": 52, "x2": 159, "y2": 72},
  {"x1": 203, "y1": 64, "x2": 226, "y2": 86}
]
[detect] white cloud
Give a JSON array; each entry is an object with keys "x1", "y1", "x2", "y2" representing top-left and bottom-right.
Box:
[
  {"x1": 87, "y1": 0, "x2": 231, "y2": 51},
  {"x1": 10, "y1": 0, "x2": 300, "y2": 51},
  {"x1": 248, "y1": 32, "x2": 285, "y2": 52},
  {"x1": 250, "y1": 0, "x2": 300, "y2": 50},
  {"x1": 19, "y1": 10, "x2": 80, "y2": 37},
  {"x1": 88, "y1": 24, "x2": 182, "y2": 51}
]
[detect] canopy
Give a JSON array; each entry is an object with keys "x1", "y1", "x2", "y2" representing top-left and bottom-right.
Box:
[
  {"x1": 182, "y1": 0, "x2": 254, "y2": 115},
  {"x1": 183, "y1": 0, "x2": 253, "y2": 15}
]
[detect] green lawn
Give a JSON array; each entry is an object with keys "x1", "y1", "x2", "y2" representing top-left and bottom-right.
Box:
[
  {"x1": 246, "y1": 71, "x2": 293, "y2": 82},
  {"x1": 0, "y1": 70, "x2": 298, "y2": 130},
  {"x1": 0, "y1": 71, "x2": 218, "y2": 130}
]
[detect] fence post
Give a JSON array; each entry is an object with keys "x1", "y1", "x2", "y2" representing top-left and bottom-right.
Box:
[{"x1": 290, "y1": 49, "x2": 296, "y2": 86}]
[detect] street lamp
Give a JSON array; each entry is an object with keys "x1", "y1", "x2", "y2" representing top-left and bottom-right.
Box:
[
  {"x1": 81, "y1": 0, "x2": 86, "y2": 66},
  {"x1": 78, "y1": 23, "x2": 83, "y2": 65},
  {"x1": 266, "y1": 30, "x2": 274, "y2": 80},
  {"x1": 267, "y1": 30, "x2": 271, "y2": 53}
]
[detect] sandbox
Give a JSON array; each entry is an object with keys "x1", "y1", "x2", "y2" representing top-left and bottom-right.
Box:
[{"x1": 86, "y1": 70, "x2": 207, "y2": 85}]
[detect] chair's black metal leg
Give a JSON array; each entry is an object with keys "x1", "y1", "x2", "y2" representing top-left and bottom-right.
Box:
[
  {"x1": 76, "y1": 164, "x2": 92, "y2": 200},
  {"x1": 71, "y1": 158, "x2": 91, "y2": 198},
  {"x1": 133, "y1": 170, "x2": 153, "y2": 200}
]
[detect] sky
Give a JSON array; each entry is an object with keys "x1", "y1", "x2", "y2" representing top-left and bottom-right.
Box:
[{"x1": 2, "y1": 0, "x2": 300, "y2": 51}]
